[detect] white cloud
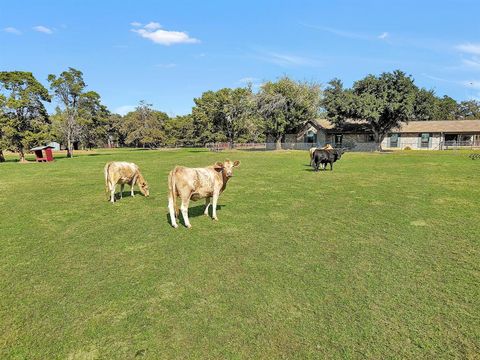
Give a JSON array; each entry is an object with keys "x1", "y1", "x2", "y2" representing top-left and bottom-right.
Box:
[
  {"x1": 33, "y1": 25, "x2": 53, "y2": 34},
  {"x1": 3, "y1": 27, "x2": 21, "y2": 35},
  {"x1": 114, "y1": 105, "x2": 136, "y2": 115},
  {"x1": 462, "y1": 80, "x2": 480, "y2": 89},
  {"x1": 423, "y1": 73, "x2": 480, "y2": 90},
  {"x1": 130, "y1": 21, "x2": 142, "y2": 27},
  {"x1": 378, "y1": 32, "x2": 389, "y2": 40},
  {"x1": 155, "y1": 63, "x2": 177, "y2": 68},
  {"x1": 462, "y1": 57, "x2": 480, "y2": 69},
  {"x1": 144, "y1": 22, "x2": 161, "y2": 30},
  {"x1": 258, "y1": 51, "x2": 319, "y2": 67},
  {"x1": 303, "y1": 23, "x2": 392, "y2": 43},
  {"x1": 456, "y1": 43, "x2": 480, "y2": 55},
  {"x1": 131, "y1": 22, "x2": 199, "y2": 45}
]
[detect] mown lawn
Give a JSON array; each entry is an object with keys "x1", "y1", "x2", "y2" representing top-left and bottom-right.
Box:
[{"x1": 0, "y1": 148, "x2": 479, "y2": 359}]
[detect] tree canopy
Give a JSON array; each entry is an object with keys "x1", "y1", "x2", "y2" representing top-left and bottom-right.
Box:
[
  {"x1": 257, "y1": 76, "x2": 321, "y2": 149},
  {"x1": 0, "y1": 71, "x2": 51, "y2": 161},
  {"x1": 323, "y1": 70, "x2": 420, "y2": 150}
]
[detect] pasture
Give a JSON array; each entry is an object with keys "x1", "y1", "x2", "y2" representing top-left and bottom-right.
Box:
[{"x1": 0, "y1": 148, "x2": 479, "y2": 358}]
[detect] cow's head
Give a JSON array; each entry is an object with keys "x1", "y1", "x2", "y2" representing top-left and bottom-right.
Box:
[
  {"x1": 214, "y1": 159, "x2": 240, "y2": 178},
  {"x1": 334, "y1": 148, "x2": 345, "y2": 161},
  {"x1": 138, "y1": 177, "x2": 150, "y2": 197}
]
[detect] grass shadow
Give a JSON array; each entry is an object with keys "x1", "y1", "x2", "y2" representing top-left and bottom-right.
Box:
[{"x1": 165, "y1": 203, "x2": 225, "y2": 227}]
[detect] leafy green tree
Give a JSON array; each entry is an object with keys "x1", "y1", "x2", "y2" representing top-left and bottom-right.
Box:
[
  {"x1": 164, "y1": 115, "x2": 196, "y2": 146},
  {"x1": 257, "y1": 76, "x2": 321, "y2": 149},
  {"x1": 0, "y1": 71, "x2": 51, "y2": 162},
  {"x1": 191, "y1": 91, "x2": 221, "y2": 145},
  {"x1": 413, "y1": 88, "x2": 439, "y2": 120},
  {"x1": 48, "y1": 68, "x2": 86, "y2": 157},
  {"x1": 192, "y1": 87, "x2": 257, "y2": 146},
  {"x1": 78, "y1": 91, "x2": 110, "y2": 149},
  {"x1": 105, "y1": 113, "x2": 125, "y2": 147},
  {"x1": 323, "y1": 70, "x2": 418, "y2": 151},
  {"x1": 122, "y1": 101, "x2": 168, "y2": 148},
  {"x1": 239, "y1": 113, "x2": 265, "y2": 143},
  {"x1": 457, "y1": 100, "x2": 480, "y2": 119},
  {"x1": 0, "y1": 93, "x2": 6, "y2": 162},
  {"x1": 434, "y1": 95, "x2": 458, "y2": 120}
]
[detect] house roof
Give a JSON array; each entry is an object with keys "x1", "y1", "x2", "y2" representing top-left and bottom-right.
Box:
[
  {"x1": 309, "y1": 119, "x2": 370, "y2": 133},
  {"x1": 394, "y1": 120, "x2": 480, "y2": 133},
  {"x1": 309, "y1": 119, "x2": 480, "y2": 134}
]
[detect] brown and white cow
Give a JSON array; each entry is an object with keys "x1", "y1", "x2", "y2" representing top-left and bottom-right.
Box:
[
  {"x1": 167, "y1": 159, "x2": 240, "y2": 228},
  {"x1": 104, "y1": 161, "x2": 149, "y2": 203}
]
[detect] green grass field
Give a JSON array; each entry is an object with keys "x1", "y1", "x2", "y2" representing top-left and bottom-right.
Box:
[{"x1": 1, "y1": 148, "x2": 479, "y2": 359}]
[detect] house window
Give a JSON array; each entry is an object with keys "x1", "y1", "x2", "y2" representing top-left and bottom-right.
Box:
[
  {"x1": 420, "y1": 133, "x2": 430, "y2": 148},
  {"x1": 365, "y1": 134, "x2": 375, "y2": 142},
  {"x1": 390, "y1": 133, "x2": 399, "y2": 147},
  {"x1": 334, "y1": 134, "x2": 343, "y2": 146},
  {"x1": 305, "y1": 130, "x2": 317, "y2": 144}
]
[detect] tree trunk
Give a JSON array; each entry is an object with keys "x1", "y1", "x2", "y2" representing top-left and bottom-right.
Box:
[
  {"x1": 0, "y1": 150, "x2": 5, "y2": 163},
  {"x1": 67, "y1": 137, "x2": 73, "y2": 158},
  {"x1": 19, "y1": 149, "x2": 27, "y2": 163},
  {"x1": 275, "y1": 136, "x2": 282, "y2": 150},
  {"x1": 374, "y1": 131, "x2": 383, "y2": 152}
]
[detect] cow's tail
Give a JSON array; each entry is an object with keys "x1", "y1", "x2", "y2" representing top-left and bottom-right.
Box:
[
  {"x1": 104, "y1": 162, "x2": 112, "y2": 199},
  {"x1": 168, "y1": 167, "x2": 179, "y2": 216}
]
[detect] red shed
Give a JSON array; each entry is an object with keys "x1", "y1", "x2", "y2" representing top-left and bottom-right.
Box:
[{"x1": 31, "y1": 145, "x2": 55, "y2": 162}]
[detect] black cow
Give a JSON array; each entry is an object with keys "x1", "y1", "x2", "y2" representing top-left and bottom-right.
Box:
[{"x1": 312, "y1": 148, "x2": 344, "y2": 171}]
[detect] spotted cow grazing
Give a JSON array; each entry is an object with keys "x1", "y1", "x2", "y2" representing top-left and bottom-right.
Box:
[
  {"x1": 104, "y1": 161, "x2": 149, "y2": 203},
  {"x1": 168, "y1": 160, "x2": 240, "y2": 228}
]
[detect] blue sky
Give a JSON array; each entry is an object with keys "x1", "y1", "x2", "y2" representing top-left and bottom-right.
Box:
[{"x1": 1, "y1": 0, "x2": 479, "y2": 115}]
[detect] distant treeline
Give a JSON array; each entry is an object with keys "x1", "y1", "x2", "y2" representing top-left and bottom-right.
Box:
[{"x1": 1, "y1": 67, "x2": 479, "y2": 161}]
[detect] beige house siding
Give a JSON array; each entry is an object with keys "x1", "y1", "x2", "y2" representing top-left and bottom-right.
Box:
[{"x1": 382, "y1": 133, "x2": 442, "y2": 150}]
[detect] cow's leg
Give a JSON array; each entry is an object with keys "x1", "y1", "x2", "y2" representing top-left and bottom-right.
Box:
[
  {"x1": 131, "y1": 175, "x2": 137, "y2": 197},
  {"x1": 330, "y1": 162, "x2": 333, "y2": 171},
  {"x1": 168, "y1": 196, "x2": 178, "y2": 228},
  {"x1": 120, "y1": 184, "x2": 124, "y2": 198},
  {"x1": 204, "y1": 197, "x2": 211, "y2": 216},
  {"x1": 181, "y1": 198, "x2": 192, "y2": 228},
  {"x1": 110, "y1": 183, "x2": 115, "y2": 203},
  {"x1": 212, "y1": 192, "x2": 219, "y2": 221}
]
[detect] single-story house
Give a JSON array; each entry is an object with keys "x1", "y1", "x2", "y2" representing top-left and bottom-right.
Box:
[{"x1": 292, "y1": 119, "x2": 480, "y2": 150}]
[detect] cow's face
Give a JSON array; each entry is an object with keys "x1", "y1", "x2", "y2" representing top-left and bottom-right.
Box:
[
  {"x1": 335, "y1": 149, "x2": 345, "y2": 160},
  {"x1": 139, "y1": 180, "x2": 149, "y2": 197},
  {"x1": 215, "y1": 159, "x2": 240, "y2": 178}
]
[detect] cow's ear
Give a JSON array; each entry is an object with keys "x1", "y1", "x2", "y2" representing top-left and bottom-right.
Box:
[
  {"x1": 233, "y1": 160, "x2": 240, "y2": 167},
  {"x1": 214, "y1": 162, "x2": 224, "y2": 170}
]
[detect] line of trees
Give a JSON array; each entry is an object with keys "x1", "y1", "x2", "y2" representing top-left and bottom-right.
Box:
[{"x1": 1, "y1": 68, "x2": 480, "y2": 161}]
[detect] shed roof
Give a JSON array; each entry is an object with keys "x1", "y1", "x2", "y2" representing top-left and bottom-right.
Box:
[{"x1": 31, "y1": 145, "x2": 54, "y2": 151}]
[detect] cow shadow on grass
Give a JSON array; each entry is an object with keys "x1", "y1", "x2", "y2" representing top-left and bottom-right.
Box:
[
  {"x1": 166, "y1": 204, "x2": 226, "y2": 227},
  {"x1": 113, "y1": 190, "x2": 144, "y2": 200},
  {"x1": 303, "y1": 167, "x2": 334, "y2": 172}
]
